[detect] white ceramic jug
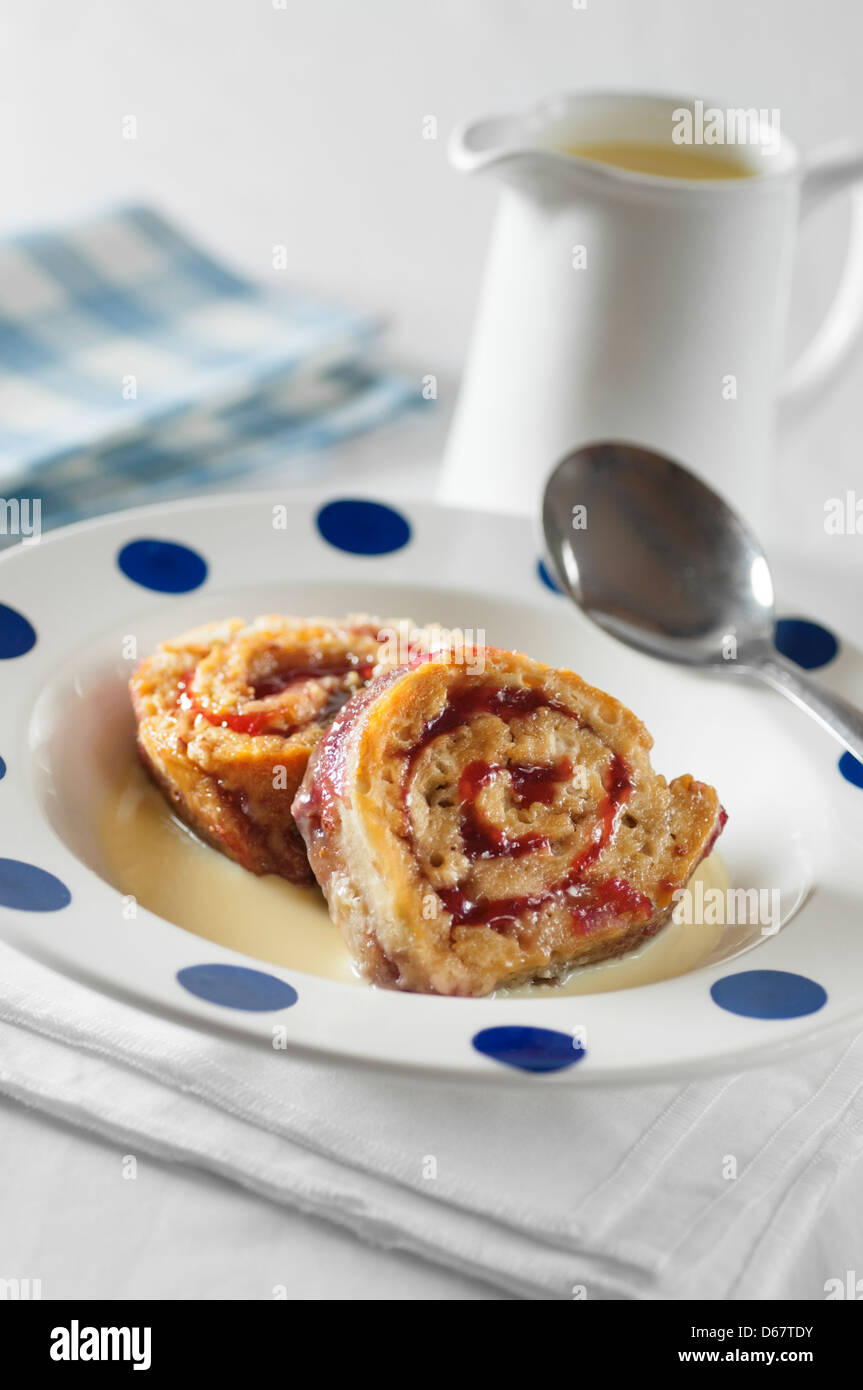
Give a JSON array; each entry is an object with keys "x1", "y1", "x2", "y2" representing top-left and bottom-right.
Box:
[{"x1": 440, "y1": 92, "x2": 863, "y2": 524}]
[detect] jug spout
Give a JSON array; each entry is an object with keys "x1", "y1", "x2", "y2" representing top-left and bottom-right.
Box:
[
  {"x1": 450, "y1": 92, "x2": 678, "y2": 194},
  {"x1": 449, "y1": 97, "x2": 583, "y2": 185},
  {"x1": 449, "y1": 114, "x2": 541, "y2": 176}
]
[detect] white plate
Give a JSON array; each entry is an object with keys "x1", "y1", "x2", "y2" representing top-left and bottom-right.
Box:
[{"x1": 1, "y1": 490, "x2": 861, "y2": 1084}]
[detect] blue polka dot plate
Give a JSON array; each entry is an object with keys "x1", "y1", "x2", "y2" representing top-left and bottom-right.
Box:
[{"x1": 1, "y1": 491, "x2": 862, "y2": 1084}]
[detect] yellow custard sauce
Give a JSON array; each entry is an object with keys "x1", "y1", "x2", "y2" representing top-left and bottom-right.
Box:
[
  {"x1": 101, "y1": 759, "x2": 730, "y2": 998},
  {"x1": 563, "y1": 140, "x2": 754, "y2": 181}
]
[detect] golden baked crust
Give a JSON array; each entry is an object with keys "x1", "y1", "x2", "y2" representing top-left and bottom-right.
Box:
[
  {"x1": 130, "y1": 614, "x2": 415, "y2": 884},
  {"x1": 293, "y1": 647, "x2": 726, "y2": 994}
]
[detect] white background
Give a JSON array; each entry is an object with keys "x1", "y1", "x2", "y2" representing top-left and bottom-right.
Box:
[{"x1": 1, "y1": 0, "x2": 862, "y2": 1299}]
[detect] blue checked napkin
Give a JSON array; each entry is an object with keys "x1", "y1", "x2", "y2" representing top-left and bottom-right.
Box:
[{"x1": 0, "y1": 206, "x2": 420, "y2": 536}]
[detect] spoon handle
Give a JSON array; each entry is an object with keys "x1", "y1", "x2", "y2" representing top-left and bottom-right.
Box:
[{"x1": 753, "y1": 652, "x2": 863, "y2": 763}]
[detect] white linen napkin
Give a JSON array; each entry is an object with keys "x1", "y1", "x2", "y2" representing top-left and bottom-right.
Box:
[{"x1": 1, "y1": 937, "x2": 861, "y2": 1301}]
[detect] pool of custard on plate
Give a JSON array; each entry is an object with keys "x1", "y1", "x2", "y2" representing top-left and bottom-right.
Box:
[{"x1": 101, "y1": 758, "x2": 730, "y2": 997}]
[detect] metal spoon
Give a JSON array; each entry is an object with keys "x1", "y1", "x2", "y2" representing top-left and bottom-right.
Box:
[{"x1": 542, "y1": 441, "x2": 863, "y2": 762}]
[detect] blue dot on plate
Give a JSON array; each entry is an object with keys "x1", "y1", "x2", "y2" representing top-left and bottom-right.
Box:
[
  {"x1": 0, "y1": 603, "x2": 37, "y2": 659},
  {"x1": 316, "y1": 499, "x2": 411, "y2": 556},
  {"x1": 711, "y1": 969, "x2": 827, "y2": 1020},
  {"x1": 0, "y1": 756, "x2": 5, "y2": 781},
  {"x1": 177, "y1": 963, "x2": 298, "y2": 1012},
  {"x1": 537, "y1": 558, "x2": 563, "y2": 594},
  {"x1": 117, "y1": 538, "x2": 208, "y2": 593},
  {"x1": 774, "y1": 618, "x2": 838, "y2": 670},
  {"x1": 0, "y1": 858, "x2": 71, "y2": 911},
  {"x1": 472, "y1": 1025, "x2": 586, "y2": 1073},
  {"x1": 839, "y1": 751, "x2": 863, "y2": 789}
]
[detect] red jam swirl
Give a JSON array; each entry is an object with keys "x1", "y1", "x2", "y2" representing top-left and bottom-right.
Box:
[
  {"x1": 568, "y1": 753, "x2": 631, "y2": 877},
  {"x1": 431, "y1": 716, "x2": 652, "y2": 934},
  {"x1": 408, "y1": 684, "x2": 578, "y2": 778},
  {"x1": 508, "y1": 759, "x2": 575, "y2": 807},
  {"x1": 406, "y1": 686, "x2": 580, "y2": 867},
  {"x1": 177, "y1": 673, "x2": 277, "y2": 736},
  {"x1": 251, "y1": 655, "x2": 374, "y2": 700},
  {"x1": 176, "y1": 654, "x2": 374, "y2": 737},
  {"x1": 401, "y1": 682, "x2": 652, "y2": 933},
  {"x1": 456, "y1": 758, "x2": 574, "y2": 861}
]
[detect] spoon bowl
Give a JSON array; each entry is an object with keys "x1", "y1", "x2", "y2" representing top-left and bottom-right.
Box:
[{"x1": 543, "y1": 441, "x2": 863, "y2": 759}]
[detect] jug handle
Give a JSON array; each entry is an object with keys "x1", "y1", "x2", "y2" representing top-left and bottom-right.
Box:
[{"x1": 781, "y1": 142, "x2": 863, "y2": 409}]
